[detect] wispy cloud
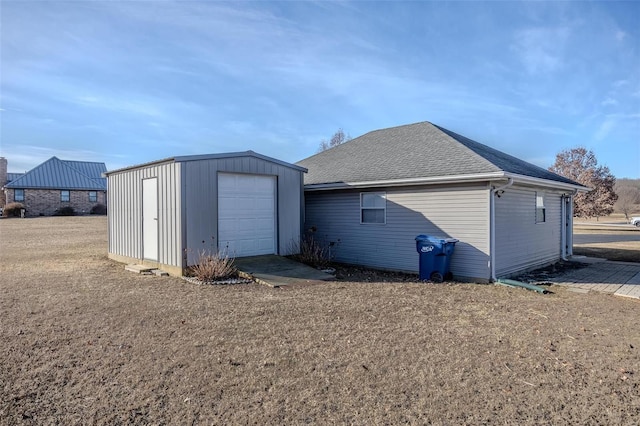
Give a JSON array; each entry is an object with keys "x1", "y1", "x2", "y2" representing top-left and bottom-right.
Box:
[
  {"x1": 74, "y1": 95, "x2": 165, "y2": 118},
  {"x1": 594, "y1": 119, "x2": 615, "y2": 141},
  {"x1": 511, "y1": 27, "x2": 570, "y2": 74},
  {"x1": 601, "y1": 97, "x2": 618, "y2": 106},
  {"x1": 591, "y1": 112, "x2": 640, "y2": 143}
]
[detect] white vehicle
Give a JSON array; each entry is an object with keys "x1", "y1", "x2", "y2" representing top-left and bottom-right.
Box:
[{"x1": 631, "y1": 217, "x2": 640, "y2": 227}]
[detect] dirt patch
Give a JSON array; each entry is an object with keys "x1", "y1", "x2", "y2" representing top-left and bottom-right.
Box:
[
  {"x1": 333, "y1": 263, "x2": 421, "y2": 283},
  {"x1": 513, "y1": 260, "x2": 591, "y2": 284},
  {"x1": 1, "y1": 217, "x2": 640, "y2": 425}
]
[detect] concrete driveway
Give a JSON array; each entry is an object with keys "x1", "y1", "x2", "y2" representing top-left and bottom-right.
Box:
[
  {"x1": 234, "y1": 255, "x2": 335, "y2": 288},
  {"x1": 553, "y1": 257, "x2": 640, "y2": 299}
]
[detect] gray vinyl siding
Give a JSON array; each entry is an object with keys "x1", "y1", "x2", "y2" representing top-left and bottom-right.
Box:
[
  {"x1": 107, "y1": 162, "x2": 183, "y2": 267},
  {"x1": 494, "y1": 186, "x2": 562, "y2": 277},
  {"x1": 183, "y1": 157, "x2": 303, "y2": 264},
  {"x1": 305, "y1": 184, "x2": 491, "y2": 280}
]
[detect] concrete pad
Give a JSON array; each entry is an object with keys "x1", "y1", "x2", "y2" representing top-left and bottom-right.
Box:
[
  {"x1": 234, "y1": 255, "x2": 335, "y2": 288},
  {"x1": 125, "y1": 264, "x2": 155, "y2": 274},
  {"x1": 627, "y1": 272, "x2": 640, "y2": 285},
  {"x1": 567, "y1": 255, "x2": 607, "y2": 264},
  {"x1": 553, "y1": 260, "x2": 640, "y2": 300}
]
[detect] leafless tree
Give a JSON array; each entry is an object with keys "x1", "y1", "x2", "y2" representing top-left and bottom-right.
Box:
[
  {"x1": 614, "y1": 180, "x2": 640, "y2": 220},
  {"x1": 318, "y1": 128, "x2": 351, "y2": 152},
  {"x1": 549, "y1": 147, "x2": 617, "y2": 219}
]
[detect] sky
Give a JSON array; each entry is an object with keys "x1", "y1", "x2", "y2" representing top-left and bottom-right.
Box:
[{"x1": 1, "y1": 1, "x2": 639, "y2": 178}]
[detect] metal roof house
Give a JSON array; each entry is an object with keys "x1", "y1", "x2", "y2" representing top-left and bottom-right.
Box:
[
  {"x1": 297, "y1": 121, "x2": 588, "y2": 282},
  {"x1": 2, "y1": 156, "x2": 107, "y2": 216},
  {"x1": 105, "y1": 151, "x2": 307, "y2": 276}
]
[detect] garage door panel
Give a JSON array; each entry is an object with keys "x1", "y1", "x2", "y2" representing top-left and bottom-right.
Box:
[
  {"x1": 257, "y1": 239, "x2": 274, "y2": 250},
  {"x1": 218, "y1": 173, "x2": 276, "y2": 257},
  {"x1": 254, "y1": 178, "x2": 274, "y2": 191}
]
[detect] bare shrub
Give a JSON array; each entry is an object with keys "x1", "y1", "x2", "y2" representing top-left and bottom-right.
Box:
[
  {"x1": 290, "y1": 235, "x2": 330, "y2": 268},
  {"x1": 53, "y1": 206, "x2": 75, "y2": 216},
  {"x1": 187, "y1": 250, "x2": 236, "y2": 282},
  {"x1": 2, "y1": 202, "x2": 26, "y2": 217},
  {"x1": 90, "y1": 204, "x2": 107, "y2": 215}
]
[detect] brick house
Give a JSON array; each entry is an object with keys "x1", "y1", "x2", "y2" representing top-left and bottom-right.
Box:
[{"x1": 1, "y1": 156, "x2": 107, "y2": 217}]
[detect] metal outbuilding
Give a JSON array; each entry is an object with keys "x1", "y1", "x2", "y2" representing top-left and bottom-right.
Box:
[{"x1": 105, "y1": 151, "x2": 307, "y2": 276}]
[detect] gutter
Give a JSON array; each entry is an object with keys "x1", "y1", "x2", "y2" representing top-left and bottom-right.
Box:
[
  {"x1": 490, "y1": 178, "x2": 514, "y2": 282},
  {"x1": 503, "y1": 172, "x2": 588, "y2": 193},
  {"x1": 304, "y1": 172, "x2": 507, "y2": 191},
  {"x1": 304, "y1": 172, "x2": 588, "y2": 193}
]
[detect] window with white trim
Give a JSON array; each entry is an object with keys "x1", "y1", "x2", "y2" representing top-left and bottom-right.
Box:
[
  {"x1": 61, "y1": 190, "x2": 70, "y2": 202},
  {"x1": 536, "y1": 192, "x2": 546, "y2": 223},
  {"x1": 14, "y1": 189, "x2": 24, "y2": 202},
  {"x1": 361, "y1": 192, "x2": 386, "y2": 224},
  {"x1": 89, "y1": 191, "x2": 97, "y2": 202}
]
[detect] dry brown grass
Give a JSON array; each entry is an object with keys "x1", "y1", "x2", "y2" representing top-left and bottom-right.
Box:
[{"x1": 1, "y1": 217, "x2": 639, "y2": 425}]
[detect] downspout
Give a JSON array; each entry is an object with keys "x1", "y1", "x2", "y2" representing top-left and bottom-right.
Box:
[
  {"x1": 561, "y1": 194, "x2": 567, "y2": 260},
  {"x1": 566, "y1": 190, "x2": 578, "y2": 257},
  {"x1": 490, "y1": 178, "x2": 514, "y2": 282}
]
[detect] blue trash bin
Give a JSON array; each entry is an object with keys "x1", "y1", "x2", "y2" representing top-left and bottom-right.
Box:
[{"x1": 415, "y1": 235, "x2": 458, "y2": 282}]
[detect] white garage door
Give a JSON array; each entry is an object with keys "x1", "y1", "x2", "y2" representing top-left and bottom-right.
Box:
[{"x1": 218, "y1": 173, "x2": 276, "y2": 257}]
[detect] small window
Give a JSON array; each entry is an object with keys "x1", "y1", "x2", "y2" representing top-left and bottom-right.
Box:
[
  {"x1": 361, "y1": 192, "x2": 386, "y2": 224},
  {"x1": 61, "y1": 190, "x2": 70, "y2": 202},
  {"x1": 536, "y1": 192, "x2": 546, "y2": 223},
  {"x1": 89, "y1": 191, "x2": 97, "y2": 202},
  {"x1": 14, "y1": 189, "x2": 24, "y2": 202}
]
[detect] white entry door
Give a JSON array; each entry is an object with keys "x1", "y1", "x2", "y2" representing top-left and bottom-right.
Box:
[
  {"x1": 142, "y1": 177, "x2": 158, "y2": 261},
  {"x1": 218, "y1": 173, "x2": 276, "y2": 257}
]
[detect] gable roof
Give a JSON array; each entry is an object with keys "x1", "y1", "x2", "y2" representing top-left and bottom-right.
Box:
[
  {"x1": 6, "y1": 172, "x2": 24, "y2": 183},
  {"x1": 5, "y1": 157, "x2": 107, "y2": 190},
  {"x1": 297, "y1": 121, "x2": 585, "y2": 190},
  {"x1": 105, "y1": 150, "x2": 307, "y2": 175}
]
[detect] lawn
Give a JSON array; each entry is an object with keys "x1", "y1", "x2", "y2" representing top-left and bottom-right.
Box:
[
  {"x1": 574, "y1": 214, "x2": 640, "y2": 262},
  {"x1": 1, "y1": 217, "x2": 639, "y2": 425}
]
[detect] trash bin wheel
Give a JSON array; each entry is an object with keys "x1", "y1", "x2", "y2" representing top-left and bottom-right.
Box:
[{"x1": 430, "y1": 271, "x2": 444, "y2": 283}]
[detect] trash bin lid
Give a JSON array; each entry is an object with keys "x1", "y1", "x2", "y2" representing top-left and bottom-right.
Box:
[
  {"x1": 416, "y1": 235, "x2": 458, "y2": 244},
  {"x1": 427, "y1": 236, "x2": 458, "y2": 245}
]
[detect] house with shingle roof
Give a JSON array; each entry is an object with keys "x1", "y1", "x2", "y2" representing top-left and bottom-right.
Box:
[
  {"x1": 1, "y1": 156, "x2": 107, "y2": 217},
  {"x1": 297, "y1": 121, "x2": 588, "y2": 281}
]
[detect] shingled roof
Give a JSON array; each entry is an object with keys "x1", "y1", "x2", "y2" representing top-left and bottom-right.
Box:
[
  {"x1": 297, "y1": 121, "x2": 584, "y2": 189},
  {"x1": 5, "y1": 156, "x2": 107, "y2": 190}
]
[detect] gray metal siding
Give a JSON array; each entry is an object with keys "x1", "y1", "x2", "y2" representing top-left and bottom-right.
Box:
[
  {"x1": 107, "y1": 162, "x2": 182, "y2": 267},
  {"x1": 495, "y1": 186, "x2": 562, "y2": 277},
  {"x1": 304, "y1": 184, "x2": 491, "y2": 280},
  {"x1": 183, "y1": 157, "x2": 303, "y2": 264}
]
